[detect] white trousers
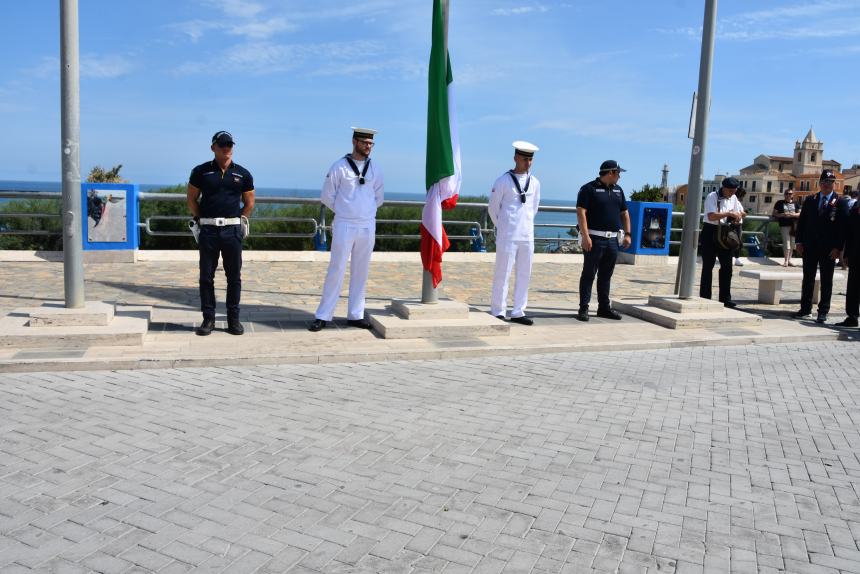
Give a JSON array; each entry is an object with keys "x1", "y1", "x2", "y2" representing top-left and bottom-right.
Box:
[
  {"x1": 315, "y1": 221, "x2": 375, "y2": 321},
  {"x1": 490, "y1": 240, "x2": 533, "y2": 318},
  {"x1": 780, "y1": 226, "x2": 795, "y2": 259}
]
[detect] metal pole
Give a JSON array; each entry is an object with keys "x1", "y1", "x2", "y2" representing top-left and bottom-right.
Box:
[
  {"x1": 421, "y1": 0, "x2": 449, "y2": 304},
  {"x1": 60, "y1": 0, "x2": 85, "y2": 307},
  {"x1": 677, "y1": 0, "x2": 717, "y2": 299}
]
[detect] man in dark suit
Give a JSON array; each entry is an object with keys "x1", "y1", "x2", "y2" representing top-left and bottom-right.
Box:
[
  {"x1": 793, "y1": 169, "x2": 850, "y2": 324},
  {"x1": 835, "y1": 198, "x2": 860, "y2": 328}
]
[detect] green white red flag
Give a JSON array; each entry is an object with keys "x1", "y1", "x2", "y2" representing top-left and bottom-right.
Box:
[{"x1": 420, "y1": 0, "x2": 461, "y2": 288}]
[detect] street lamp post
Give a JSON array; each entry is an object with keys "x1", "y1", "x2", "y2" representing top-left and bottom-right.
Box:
[{"x1": 678, "y1": 0, "x2": 718, "y2": 299}]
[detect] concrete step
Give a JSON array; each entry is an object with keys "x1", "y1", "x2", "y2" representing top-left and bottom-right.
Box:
[
  {"x1": 390, "y1": 298, "x2": 471, "y2": 320},
  {"x1": 369, "y1": 310, "x2": 510, "y2": 339},
  {"x1": 648, "y1": 295, "x2": 725, "y2": 314},
  {"x1": 615, "y1": 298, "x2": 762, "y2": 329},
  {"x1": 0, "y1": 314, "x2": 149, "y2": 349},
  {"x1": 25, "y1": 301, "x2": 115, "y2": 327}
]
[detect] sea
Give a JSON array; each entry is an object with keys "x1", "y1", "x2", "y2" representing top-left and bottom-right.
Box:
[{"x1": 0, "y1": 180, "x2": 579, "y2": 244}]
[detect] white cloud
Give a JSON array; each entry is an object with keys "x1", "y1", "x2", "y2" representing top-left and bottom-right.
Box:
[
  {"x1": 492, "y1": 5, "x2": 549, "y2": 16},
  {"x1": 206, "y1": 0, "x2": 265, "y2": 19},
  {"x1": 173, "y1": 40, "x2": 390, "y2": 76},
  {"x1": 229, "y1": 17, "x2": 297, "y2": 39},
  {"x1": 81, "y1": 55, "x2": 133, "y2": 79},
  {"x1": 171, "y1": 19, "x2": 222, "y2": 43},
  {"x1": 28, "y1": 55, "x2": 132, "y2": 79},
  {"x1": 535, "y1": 118, "x2": 681, "y2": 145},
  {"x1": 658, "y1": 0, "x2": 860, "y2": 42}
]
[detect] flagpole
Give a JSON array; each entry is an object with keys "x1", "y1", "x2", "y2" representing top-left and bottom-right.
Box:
[{"x1": 421, "y1": 0, "x2": 450, "y2": 305}]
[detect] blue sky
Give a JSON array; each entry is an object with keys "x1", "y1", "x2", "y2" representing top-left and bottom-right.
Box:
[{"x1": 2, "y1": 0, "x2": 859, "y2": 200}]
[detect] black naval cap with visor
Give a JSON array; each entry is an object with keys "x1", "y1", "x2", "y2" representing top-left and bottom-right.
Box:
[{"x1": 212, "y1": 131, "x2": 234, "y2": 146}]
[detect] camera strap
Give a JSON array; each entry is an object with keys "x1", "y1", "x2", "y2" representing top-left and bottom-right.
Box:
[{"x1": 345, "y1": 155, "x2": 371, "y2": 185}]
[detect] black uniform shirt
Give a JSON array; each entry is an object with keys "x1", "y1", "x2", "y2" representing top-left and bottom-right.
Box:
[
  {"x1": 189, "y1": 160, "x2": 254, "y2": 218},
  {"x1": 576, "y1": 178, "x2": 628, "y2": 232}
]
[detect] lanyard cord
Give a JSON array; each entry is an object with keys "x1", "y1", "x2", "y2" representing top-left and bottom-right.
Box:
[
  {"x1": 345, "y1": 155, "x2": 371, "y2": 185},
  {"x1": 508, "y1": 170, "x2": 530, "y2": 203}
]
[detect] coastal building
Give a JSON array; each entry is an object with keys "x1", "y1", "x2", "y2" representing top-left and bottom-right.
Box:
[
  {"x1": 730, "y1": 128, "x2": 844, "y2": 215},
  {"x1": 663, "y1": 129, "x2": 855, "y2": 212}
]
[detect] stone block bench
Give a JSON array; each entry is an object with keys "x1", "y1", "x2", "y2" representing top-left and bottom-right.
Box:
[{"x1": 739, "y1": 269, "x2": 845, "y2": 304}]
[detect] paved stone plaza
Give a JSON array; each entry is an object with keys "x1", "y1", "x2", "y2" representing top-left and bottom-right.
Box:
[{"x1": 2, "y1": 341, "x2": 860, "y2": 573}]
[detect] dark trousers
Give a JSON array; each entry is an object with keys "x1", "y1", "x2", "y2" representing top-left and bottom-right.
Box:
[
  {"x1": 199, "y1": 225, "x2": 243, "y2": 320},
  {"x1": 699, "y1": 224, "x2": 733, "y2": 302},
  {"x1": 845, "y1": 255, "x2": 859, "y2": 318},
  {"x1": 800, "y1": 248, "x2": 836, "y2": 314},
  {"x1": 579, "y1": 235, "x2": 618, "y2": 310}
]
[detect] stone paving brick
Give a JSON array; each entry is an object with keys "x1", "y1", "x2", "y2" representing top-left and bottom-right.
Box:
[{"x1": 2, "y1": 342, "x2": 860, "y2": 572}]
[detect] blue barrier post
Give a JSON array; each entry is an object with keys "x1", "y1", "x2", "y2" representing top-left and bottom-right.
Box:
[
  {"x1": 314, "y1": 206, "x2": 328, "y2": 251},
  {"x1": 470, "y1": 228, "x2": 486, "y2": 252}
]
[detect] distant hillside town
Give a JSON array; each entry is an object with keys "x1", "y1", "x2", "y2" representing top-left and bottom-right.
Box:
[{"x1": 669, "y1": 128, "x2": 860, "y2": 215}]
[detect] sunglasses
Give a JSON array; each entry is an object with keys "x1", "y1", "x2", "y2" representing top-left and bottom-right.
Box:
[{"x1": 216, "y1": 142, "x2": 234, "y2": 149}]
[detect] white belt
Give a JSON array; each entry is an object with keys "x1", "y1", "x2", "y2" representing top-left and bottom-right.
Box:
[
  {"x1": 199, "y1": 217, "x2": 241, "y2": 226},
  {"x1": 588, "y1": 230, "x2": 618, "y2": 238}
]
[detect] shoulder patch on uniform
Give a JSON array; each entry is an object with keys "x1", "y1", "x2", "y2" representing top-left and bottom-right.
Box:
[{"x1": 202, "y1": 171, "x2": 215, "y2": 176}]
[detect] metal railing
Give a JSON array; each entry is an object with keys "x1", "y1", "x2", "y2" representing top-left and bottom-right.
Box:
[
  {"x1": 143, "y1": 215, "x2": 320, "y2": 239},
  {"x1": 1, "y1": 188, "x2": 777, "y2": 254}
]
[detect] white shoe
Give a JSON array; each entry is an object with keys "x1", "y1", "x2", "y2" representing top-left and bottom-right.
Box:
[{"x1": 734, "y1": 258, "x2": 744, "y2": 266}]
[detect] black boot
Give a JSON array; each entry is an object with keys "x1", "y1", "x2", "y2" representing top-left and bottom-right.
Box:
[
  {"x1": 226, "y1": 314, "x2": 244, "y2": 335},
  {"x1": 195, "y1": 317, "x2": 215, "y2": 336}
]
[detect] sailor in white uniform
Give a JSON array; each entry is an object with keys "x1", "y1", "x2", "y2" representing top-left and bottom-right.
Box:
[
  {"x1": 488, "y1": 141, "x2": 541, "y2": 325},
  {"x1": 309, "y1": 128, "x2": 384, "y2": 331}
]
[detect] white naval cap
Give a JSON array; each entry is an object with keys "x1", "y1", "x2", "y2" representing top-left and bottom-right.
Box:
[
  {"x1": 512, "y1": 140, "x2": 539, "y2": 157},
  {"x1": 351, "y1": 127, "x2": 377, "y2": 140}
]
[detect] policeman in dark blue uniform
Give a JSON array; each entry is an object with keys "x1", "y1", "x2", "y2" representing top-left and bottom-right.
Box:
[
  {"x1": 187, "y1": 131, "x2": 255, "y2": 336},
  {"x1": 575, "y1": 160, "x2": 632, "y2": 322},
  {"x1": 793, "y1": 169, "x2": 849, "y2": 324}
]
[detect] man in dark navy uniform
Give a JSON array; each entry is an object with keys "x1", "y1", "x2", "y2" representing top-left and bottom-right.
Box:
[
  {"x1": 793, "y1": 169, "x2": 849, "y2": 324},
  {"x1": 187, "y1": 131, "x2": 255, "y2": 336},
  {"x1": 575, "y1": 160, "x2": 632, "y2": 322},
  {"x1": 836, "y1": 196, "x2": 860, "y2": 328}
]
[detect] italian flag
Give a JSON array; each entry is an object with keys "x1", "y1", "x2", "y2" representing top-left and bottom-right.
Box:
[{"x1": 420, "y1": 0, "x2": 461, "y2": 288}]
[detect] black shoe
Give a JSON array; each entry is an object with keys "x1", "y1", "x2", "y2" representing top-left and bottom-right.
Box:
[
  {"x1": 576, "y1": 308, "x2": 589, "y2": 322},
  {"x1": 308, "y1": 319, "x2": 326, "y2": 332},
  {"x1": 226, "y1": 318, "x2": 244, "y2": 335},
  {"x1": 723, "y1": 300, "x2": 738, "y2": 309},
  {"x1": 816, "y1": 312, "x2": 827, "y2": 324},
  {"x1": 835, "y1": 317, "x2": 859, "y2": 327},
  {"x1": 596, "y1": 308, "x2": 622, "y2": 320},
  {"x1": 495, "y1": 315, "x2": 506, "y2": 321},
  {"x1": 792, "y1": 310, "x2": 811, "y2": 319},
  {"x1": 347, "y1": 318, "x2": 372, "y2": 329},
  {"x1": 195, "y1": 318, "x2": 215, "y2": 336},
  {"x1": 510, "y1": 316, "x2": 533, "y2": 326}
]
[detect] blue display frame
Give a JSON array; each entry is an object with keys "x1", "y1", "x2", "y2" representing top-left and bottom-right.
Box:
[
  {"x1": 81, "y1": 183, "x2": 139, "y2": 251},
  {"x1": 622, "y1": 200, "x2": 672, "y2": 256}
]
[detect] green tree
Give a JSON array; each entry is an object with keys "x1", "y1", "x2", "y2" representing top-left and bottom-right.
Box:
[
  {"x1": 630, "y1": 183, "x2": 666, "y2": 202},
  {"x1": 0, "y1": 198, "x2": 63, "y2": 250},
  {"x1": 86, "y1": 164, "x2": 127, "y2": 183}
]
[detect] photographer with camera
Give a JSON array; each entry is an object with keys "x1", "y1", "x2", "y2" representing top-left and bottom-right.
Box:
[{"x1": 699, "y1": 177, "x2": 745, "y2": 308}]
